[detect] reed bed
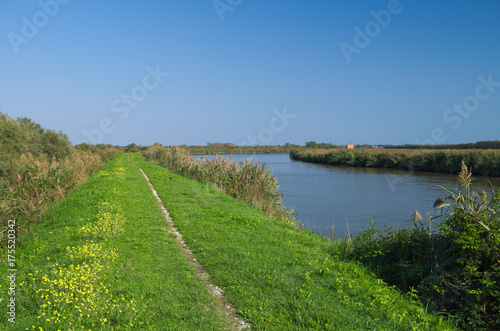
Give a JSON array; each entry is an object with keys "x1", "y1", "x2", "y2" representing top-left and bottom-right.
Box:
[
  {"x1": 0, "y1": 151, "x2": 113, "y2": 255},
  {"x1": 143, "y1": 144, "x2": 295, "y2": 222},
  {"x1": 290, "y1": 148, "x2": 500, "y2": 176}
]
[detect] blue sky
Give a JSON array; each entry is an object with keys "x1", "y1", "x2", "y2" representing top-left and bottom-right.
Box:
[{"x1": 1, "y1": 0, "x2": 499, "y2": 146}]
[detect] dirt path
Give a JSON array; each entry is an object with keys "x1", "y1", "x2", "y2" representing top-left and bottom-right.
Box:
[{"x1": 135, "y1": 164, "x2": 250, "y2": 330}]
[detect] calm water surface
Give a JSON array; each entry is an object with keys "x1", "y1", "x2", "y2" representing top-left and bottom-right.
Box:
[{"x1": 196, "y1": 154, "x2": 500, "y2": 237}]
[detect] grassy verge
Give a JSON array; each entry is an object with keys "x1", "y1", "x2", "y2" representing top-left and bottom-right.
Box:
[
  {"x1": 290, "y1": 148, "x2": 500, "y2": 176},
  {"x1": 1, "y1": 154, "x2": 230, "y2": 330},
  {"x1": 134, "y1": 154, "x2": 456, "y2": 330},
  {"x1": 143, "y1": 144, "x2": 294, "y2": 222}
]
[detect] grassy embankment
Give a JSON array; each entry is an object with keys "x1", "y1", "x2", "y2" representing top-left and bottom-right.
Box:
[
  {"x1": 0, "y1": 113, "x2": 121, "y2": 250},
  {"x1": 134, "y1": 153, "x2": 454, "y2": 330},
  {"x1": 143, "y1": 144, "x2": 498, "y2": 329},
  {"x1": 0, "y1": 154, "x2": 231, "y2": 330},
  {"x1": 290, "y1": 148, "x2": 500, "y2": 176},
  {"x1": 143, "y1": 144, "x2": 294, "y2": 221},
  {"x1": 1, "y1": 153, "x2": 454, "y2": 330}
]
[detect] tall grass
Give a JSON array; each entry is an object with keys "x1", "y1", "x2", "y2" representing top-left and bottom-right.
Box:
[
  {"x1": 340, "y1": 162, "x2": 500, "y2": 330},
  {"x1": 143, "y1": 143, "x2": 295, "y2": 222},
  {"x1": 290, "y1": 148, "x2": 500, "y2": 176},
  {"x1": 0, "y1": 151, "x2": 115, "y2": 254}
]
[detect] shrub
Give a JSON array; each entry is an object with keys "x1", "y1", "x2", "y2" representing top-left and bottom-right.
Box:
[{"x1": 341, "y1": 162, "x2": 500, "y2": 330}]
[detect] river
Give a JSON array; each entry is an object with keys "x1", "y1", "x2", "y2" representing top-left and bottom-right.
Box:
[{"x1": 195, "y1": 153, "x2": 500, "y2": 238}]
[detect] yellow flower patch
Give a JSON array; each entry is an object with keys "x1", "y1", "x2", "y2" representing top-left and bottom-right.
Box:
[
  {"x1": 79, "y1": 201, "x2": 125, "y2": 240},
  {"x1": 22, "y1": 201, "x2": 143, "y2": 329}
]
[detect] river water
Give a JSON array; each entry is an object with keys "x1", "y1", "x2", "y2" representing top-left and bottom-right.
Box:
[{"x1": 195, "y1": 154, "x2": 500, "y2": 238}]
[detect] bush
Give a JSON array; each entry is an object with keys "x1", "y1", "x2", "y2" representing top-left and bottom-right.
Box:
[{"x1": 341, "y1": 163, "x2": 500, "y2": 330}]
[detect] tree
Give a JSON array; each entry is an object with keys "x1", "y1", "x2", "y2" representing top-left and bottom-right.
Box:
[{"x1": 305, "y1": 141, "x2": 318, "y2": 149}]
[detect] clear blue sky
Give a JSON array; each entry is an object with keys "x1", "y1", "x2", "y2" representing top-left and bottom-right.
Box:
[{"x1": 1, "y1": 0, "x2": 499, "y2": 146}]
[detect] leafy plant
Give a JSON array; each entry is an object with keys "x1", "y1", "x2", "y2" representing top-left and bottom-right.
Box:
[{"x1": 342, "y1": 162, "x2": 500, "y2": 330}]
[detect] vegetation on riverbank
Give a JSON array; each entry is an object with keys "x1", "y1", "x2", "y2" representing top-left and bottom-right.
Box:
[
  {"x1": 187, "y1": 140, "x2": 500, "y2": 155},
  {"x1": 143, "y1": 143, "x2": 294, "y2": 222},
  {"x1": 134, "y1": 154, "x2": 454, "y2": 329},
  {"x1": 0, "y1": 154, "x2": 455, "y2": 329},
  {"x1": 341, "y1": 163, "x2": 500, "y2": 330},
  {"x1": 290, "y1": 148, "x2": 500, "y2": 176},
  {"x1": 0, "y1": 114, "x2": 121, "y2": 255}
]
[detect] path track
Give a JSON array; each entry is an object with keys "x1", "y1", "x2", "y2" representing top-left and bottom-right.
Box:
[{"x1": 135, "y1": 164, "x2": 250, "y2": 330}]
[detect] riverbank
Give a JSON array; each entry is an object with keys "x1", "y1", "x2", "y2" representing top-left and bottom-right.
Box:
[
  {"x1": 290, "y1": 148, "x2": 500, "y2": 177},
  {"x1": 134, "y1": 154, "x2": 454, "y2": 329},
  {"x1": 0, "y1": 154, "x2": 454, "y2": 330}
]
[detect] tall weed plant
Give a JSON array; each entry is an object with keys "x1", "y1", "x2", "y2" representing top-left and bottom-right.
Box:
[
  {"x1": 143, "y1": 144, "x2": 295, "y2": 223},
  {"x1": 341, "y1": 162, "x2": 500, "y2": 330},
  {"x1": 0, "y1": 152, "x2": 110, "y2": 255}
]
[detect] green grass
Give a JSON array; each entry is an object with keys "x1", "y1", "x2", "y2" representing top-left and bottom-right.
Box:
[
  {"x1": 0, "y1": 154, "x2": 230, "y2": 330},
  {"x1": 1, "y1": 153, "x2": 457, "y2": 330},
  {"x1": 134, "y1": 154, "x2": 456, "y2": 330}
]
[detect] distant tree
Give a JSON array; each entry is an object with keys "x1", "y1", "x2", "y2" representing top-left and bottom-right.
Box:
[
  {"x1": 125, "y1": 143, "x2": 137, "y2": 152},
  {"x1": 0, "y1": 112, "x2": 73, "y2": 179},
  {"x1": 355, "y1": 144, "x2": 374, "y2": 149},
  {"x1": 17, "y1": 117, "x2": 44, "y2": 135},
  {"x1": 75, "y1": 143, "x2": 99, "y2": 153},
  {"x1": 317, "y1": 143, "x2": 340, "y2": 149},
  {"x1": 305, "y1": 141, "x2": 318, "y2": 149},
  {"x1": 39, "y1": 129, "x2": 72, "y2": 159}
]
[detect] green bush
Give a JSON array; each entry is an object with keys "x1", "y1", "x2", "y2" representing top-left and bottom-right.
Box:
[{"x1": 341, "y1": 163, "x2": 500, "y2": 330}]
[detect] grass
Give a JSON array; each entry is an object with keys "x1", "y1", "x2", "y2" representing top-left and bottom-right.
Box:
[
  {"x1": 143, "y1": 144, "x2": 294, "y2": 222},
  {"x1": 134, "y1": 153, "x2": 456, "y2": 330},
  {"x1": 1, "y1": 152, "x2": 457, "y2": 329},
  {"x1": 0, "y1": 154, "x2": 230, "y2": 330}
]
